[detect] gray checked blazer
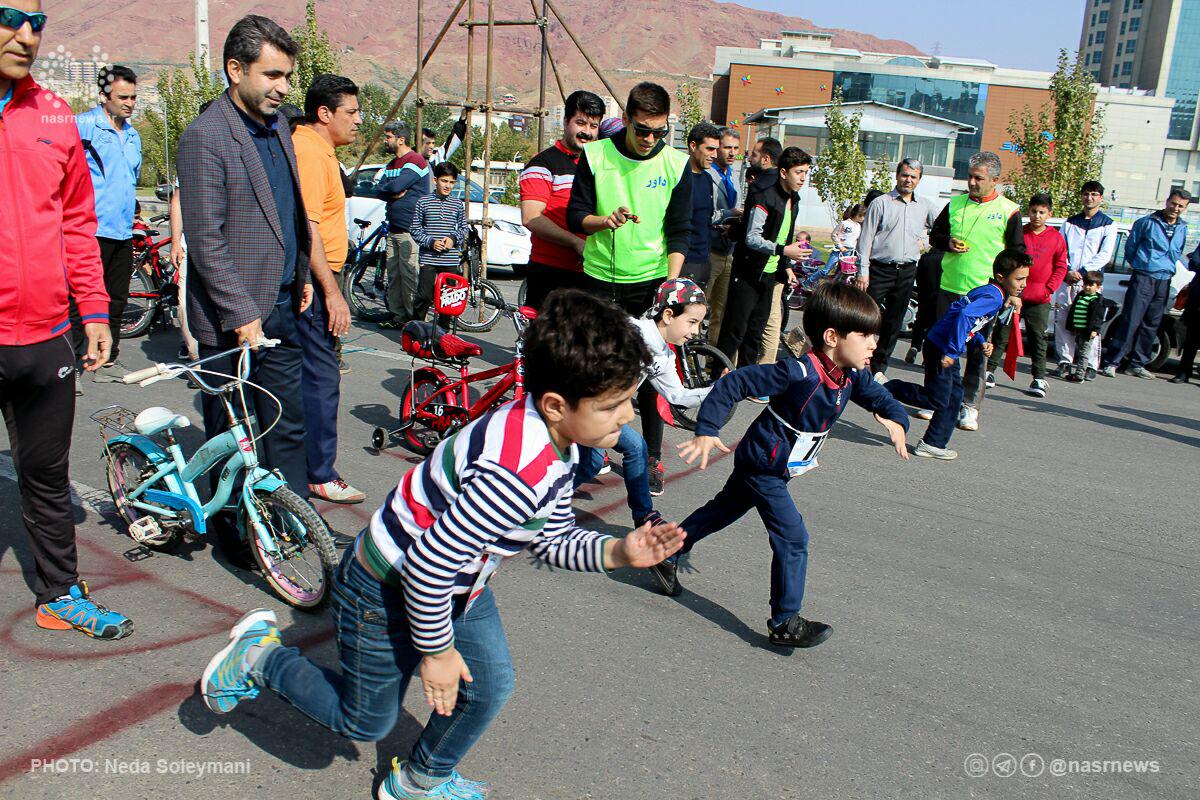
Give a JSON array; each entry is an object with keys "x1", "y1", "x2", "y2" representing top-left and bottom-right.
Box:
[{"x1": 176, "y1": 91, "x2": 311, "y2": 347}]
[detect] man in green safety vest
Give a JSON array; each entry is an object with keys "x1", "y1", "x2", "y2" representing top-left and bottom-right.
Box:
[
  {"x1": 567, "y1": 81, "x2": 692, "y2": 317},
  {"x1": 929, "y1": 150, "x2": 1025, "y2": 432}
]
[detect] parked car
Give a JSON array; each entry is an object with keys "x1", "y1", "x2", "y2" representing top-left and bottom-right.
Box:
[{"x1": 344, "y1": 164, "x2": 531, "y2": 271}]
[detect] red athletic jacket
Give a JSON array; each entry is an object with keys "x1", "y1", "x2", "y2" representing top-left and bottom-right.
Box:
[
  {"x1": 1021, "y1": 223, "x2": 1069, "y2": 306},
  {"x1": 0, "y1": 76, "x2": 109, "y2": 345}
]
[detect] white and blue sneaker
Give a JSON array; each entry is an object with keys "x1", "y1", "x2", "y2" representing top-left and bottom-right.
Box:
[
  {"x1": 201, "y1": 609, "x2": 280, "y2": 713},
  {"x1": 377, "y1": 758, "x2": 490, "y2": 799}
]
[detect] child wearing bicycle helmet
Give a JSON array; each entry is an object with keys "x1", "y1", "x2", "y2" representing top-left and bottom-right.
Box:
[
  {"x1": 648, "y1": 281, "x2": 910, "y2": 649},
  {"x1": 200, "y1": 290, "x2": 685, "y2": 800}
]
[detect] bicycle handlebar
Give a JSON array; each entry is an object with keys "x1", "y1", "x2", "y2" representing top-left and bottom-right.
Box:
[{"x1": 122, "y1": 339, "x2": 281, "y2": 389}]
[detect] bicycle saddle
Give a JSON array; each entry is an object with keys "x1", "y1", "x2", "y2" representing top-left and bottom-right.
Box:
[
  {"x1": 401, "y1": 321, "x2": 483, "y2": 360},
  {"x1": 517, "y1": 306, "x2": 538, "y2": 320},
  {"x1": 353, "y1": 218, "x2": 373, "y2": 228},
  {"x1": 134, "y1": 406, "x2": 192, "y2": 436}
]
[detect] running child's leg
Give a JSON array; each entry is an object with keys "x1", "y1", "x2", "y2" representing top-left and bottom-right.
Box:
[
  {"x1": 746, "y1": 474, "x2": 809, "y2": 629},
  {"x1": 677, "y1": 471, "x2": 757, "y2": 556},
  {"x1": 919, "y1": 346, "x2": 961, "y2": 449},
  {"x1": 573, "y1": 446, "x2": 606, "y2": 488},
  {"x1": 610, "y1": 423, "x2": 654, "y2": 524}
]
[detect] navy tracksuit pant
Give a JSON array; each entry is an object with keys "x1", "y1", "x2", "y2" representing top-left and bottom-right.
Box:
[{"x1": 679, "y1": 467, "x2": 810, "y2": 629}]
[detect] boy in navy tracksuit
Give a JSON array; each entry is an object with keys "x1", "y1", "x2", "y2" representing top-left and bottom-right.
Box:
[
  {"x1": 886, "y1": 249, "x2": 1031, "y2": 460},
  {"x1": 650, "y1": 282, "x2": 911, "y2": 648}
]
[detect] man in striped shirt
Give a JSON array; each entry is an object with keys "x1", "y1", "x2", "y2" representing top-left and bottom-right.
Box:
[
  {"x1": 201, "y1": 290, "x2": 686, "y2": 800},
  {"x1": 411, "y1": 161, "x2": 468, "y2": 323}
]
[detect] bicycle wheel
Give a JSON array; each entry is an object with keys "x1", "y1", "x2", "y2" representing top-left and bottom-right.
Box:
[
  {"x1": 517, "y1": 278, "x2": 528, "y2": 308},
  {"x1": 347, "y1": 243, "x2": 392, "y2": 322},
  {"x1": 397, "y1": 370, "x2": 464, "y2": 455},
  {"x1": 245, "y1": 486, "x2": 337, "y2": 611},
  {"x1": 105, "y1": 441, "x2": 180, "y2": 549},
  {"x1": 671, "y1": 342, "x2": 736, "y2": 432},
  {"x1": 455, "y1": 279, "x2": 503, "y2": 333},
  {"x1": 122, "y1": 267, "x2": 159, "y2": 339}
]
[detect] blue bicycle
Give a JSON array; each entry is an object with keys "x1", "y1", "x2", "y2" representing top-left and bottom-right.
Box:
[
  {"x1": 94, "y1": 342, "x2": 338, "y2": 610},
  {"x1": 344, "y1": 217, "x2": 391, "y2": 322}
]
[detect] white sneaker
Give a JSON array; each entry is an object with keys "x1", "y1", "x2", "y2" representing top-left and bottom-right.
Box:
[
  {"x1": 596, "y1": 452, "x2": 612, "y2": 475},
  {"x1": 309, "y1": 479, "x2": 366, "y2": 504},
  {"x1": 873, "y1": 371, "x2": 887, "y2": 384},
  {"x1": 985, "y1": 370, "x2": 996, "y2": 388},
  {"x1": 1026, "y1": 379, "x2": 1047, "y2": 398},
  {"x1": 911, "y1": 408, "x2": 934, "y2": 420},
  {"x1": 957, "y1": 405, "x2": 979, "y2": 431},
  {"x1": 914, "y1": 440, "x2": 958, "y2": 460}
]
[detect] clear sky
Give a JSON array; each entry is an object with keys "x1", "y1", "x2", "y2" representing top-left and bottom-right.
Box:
[{"x1": 718, "y1": 0, "x2": 1084, "y2": 71}]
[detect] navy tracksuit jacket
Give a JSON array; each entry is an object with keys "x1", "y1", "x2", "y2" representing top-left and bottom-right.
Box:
[{"x1": 682, "y1": 351, "x2": 909, "y2": 628}]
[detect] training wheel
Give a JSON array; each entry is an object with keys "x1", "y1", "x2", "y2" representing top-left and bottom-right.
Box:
[{"x1": 371, "y1": 427, "x2": 389, "y2": 450}]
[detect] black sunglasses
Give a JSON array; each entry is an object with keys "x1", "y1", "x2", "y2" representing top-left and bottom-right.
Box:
[
  {"x1": 632, "y1": 122, "x2": 671, "y2": 140},
  {"x1": 0, "y1": 6, "x2": 47, "y2": 32}
]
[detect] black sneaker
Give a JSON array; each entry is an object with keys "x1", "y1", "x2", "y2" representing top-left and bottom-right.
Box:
[
  {"x1": 904, "y1": 346, "x2": 918, "y2": 364},
  {"x1": 1084, "y1": 367, "x2": 1097, "y2": 382},
  {"x1": 767, "y1": 614, "x2": 832, "y2": 648},
  {"x1": 377, "y1": 316, "x2": 408, "y2": 330},
  {"x1": 635, "y1": 510, "x2": 665, "y2": 529},
  {"x1": 649, "y1": 557, "x2": 681, "y2": 597},
  {"x1": 647, "y1": 457, "x2": 665, "y2": 497}
]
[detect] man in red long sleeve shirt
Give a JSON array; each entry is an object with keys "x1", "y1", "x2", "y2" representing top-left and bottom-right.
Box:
[
  {"x1": 986, "y1": 193, "x2": 1067, "y2": 398},
  {"x1": 0, "y1": 1, "x2": 132, "y2": 638}
]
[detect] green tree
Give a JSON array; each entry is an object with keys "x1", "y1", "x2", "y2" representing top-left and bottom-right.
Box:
[
  {"x1": 675, "y1": 80, "x2": 705, "y2": 134},
  {"x1": 808, "y1": 89, "x2": 875, "y2": 226},
  {"x1": 286, "y1": 0, "x2": 341, "y2": 107},
  {"x1": 137, "y1": 54, "x2": 223, "y2": 184},
  {"x1": 1004, "y1": 49, "x2": 1105, "y2": 215}
]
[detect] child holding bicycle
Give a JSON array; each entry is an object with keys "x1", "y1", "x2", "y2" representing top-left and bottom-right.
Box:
[
  {"x1": 411, "y1": 161, "x2": 467, "y2": 324},
  {"x1": 200, "y1": 290, "x2": 686, "y2": 800},
  {"x1": 575, "y1": 278, "x2": 713, "y2": 522},
  {"x1": 649, "y1": 281, "x2": 910, "y2": 649}
]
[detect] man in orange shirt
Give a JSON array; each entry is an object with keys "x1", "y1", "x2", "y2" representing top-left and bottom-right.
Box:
[{"x1": 293, "y1": 74, "x2": 365, "y2": 504}]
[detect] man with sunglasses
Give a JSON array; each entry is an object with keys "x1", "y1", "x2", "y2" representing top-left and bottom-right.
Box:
[
  {"x1": 0, "y1": 0, "x2": 133, "y2": 639},
  {"x1": 566, "y1": 81, "x2": 692, "y2": 317}
]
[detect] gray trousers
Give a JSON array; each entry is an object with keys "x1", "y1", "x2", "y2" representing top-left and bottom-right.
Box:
[{"x1": 386, "y1": 231, "x2": 419, "y2": 323}]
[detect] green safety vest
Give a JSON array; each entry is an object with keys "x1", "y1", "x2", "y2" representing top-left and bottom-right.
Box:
[
  {"x1": 940, "y1": 193, "x2": 1020, "y2": 295},
  {"x1": 581, "y1": 138, "x2": 690, "y2": 284}
]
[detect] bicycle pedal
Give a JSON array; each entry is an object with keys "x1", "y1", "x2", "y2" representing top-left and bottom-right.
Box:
[{"x1": 128, "y1": 516, "x2": 168, "y2": 546}]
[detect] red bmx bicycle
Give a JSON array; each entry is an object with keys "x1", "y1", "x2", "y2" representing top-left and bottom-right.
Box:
[{"x1": 372, "y1": 273, "x2": 537, "y2": 454}]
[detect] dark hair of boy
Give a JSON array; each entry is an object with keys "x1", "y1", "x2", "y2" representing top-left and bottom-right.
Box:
[
  {"x1": 1084, "y1": 270, "x2": 1104, "y2": 285},
  {"x1": 863, "y1": 188, "x2": 885, "y2": 207},
  {"x1": 522, "y1": 290, "x2": 651, "y2": 404},
  {"x1": 687, "y1": 122, "x2": 721, "y2": 147},
  {"x1": 98, "y1": 65, "x2": 137, "y2": 95},
  {"x1": 565, "y1": 89, "x2": 606, "y2": 121},
  {"x1": 223, "y1": 14, "x2": 299, "y2": 82},
  {"x1": 992, "y1": 248, "x2": 1034, "y2": 278},
  {"x1": 652, "y1": 298, "x2": 708, "y2": 323},
  {"x1": 432, "y1": 161, "x2": 460, "y2": 180},
  {"x1": 801, "y1": 282, "x2": 881, "y2": 345},
  {"x1": 626, "y1": 82, "x2": 671, "y2": 117},
  {"x1": 843, "y1": 203, "x2": 866, "y2": 220},
  {"x1": 1029, "y1": 192, "x2": 1053, "y2": 210},
  {"x1": 304, "y1": 74, "x2": 359, "y2": 123},
  {"x1": 778, "y1": 147, "x2": 813, "y2": 171},
  {"x1": 756, "y1": 136, "x2": 783, "y2": 166},
  {"x1": 1080, "y1": 180, "x2": 1105, "y2": 195}
]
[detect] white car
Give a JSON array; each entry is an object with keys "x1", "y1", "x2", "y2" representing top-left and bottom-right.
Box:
[{"x1": 344, "y1": 164, "x2": 531, "y2": 270}]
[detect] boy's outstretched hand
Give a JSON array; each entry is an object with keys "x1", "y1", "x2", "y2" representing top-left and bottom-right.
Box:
[
  {"x1": 677, "y1": 435, "x2": 730, "y2": 470},
  {"x1": 605, "y1": 521, "x2": 687, "y2": 569},
  {"x1": 874, "y1": 413, "x2": 910, "y2": 460}
]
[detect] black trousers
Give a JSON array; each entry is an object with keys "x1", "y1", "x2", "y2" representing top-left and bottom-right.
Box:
[
  {"x1": 1176, "y1": 288, "x2": 1200, "y2": 376},
  {"x1": 413, "y1": 262, "x2": 461, "y2": 328},
  {"x1": 717, "y1": 273, "x2": 775, "y2": 367},
  {"x1": 636, "y1": 382, "x2": 664, "y2": 460},
  {"x1": 581, "y1": 274, "x2": 661, "y2": 318},
  {"x1": 524, "y1": 262, "x2": 585, "y2": 312},
  {"x1": 910, "y1": 251, "x2": 943, "y2": 350},
  {"x1": 70, "y1": 236, "x2": 133, "y2": 361},
  {"x1": 1, "y1": 335, "x2": 80, "y2": 605},
  {"x1": 867, "y1": 260, "x2": 917, "y2": 374}
]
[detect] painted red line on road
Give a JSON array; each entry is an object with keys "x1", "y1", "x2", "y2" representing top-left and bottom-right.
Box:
[{"x1": 580, "y1": 444, "x2": 737, "y2": 520}]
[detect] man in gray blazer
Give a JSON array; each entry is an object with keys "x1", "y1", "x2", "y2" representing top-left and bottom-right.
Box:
[{"x1": 177, "y1": 15, "x2": 311, "y2": 529}]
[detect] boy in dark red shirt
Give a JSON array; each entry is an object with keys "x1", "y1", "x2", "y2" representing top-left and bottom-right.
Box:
[{"x1": 986, "y1": 193, "x2": 1067, "y2": 398}]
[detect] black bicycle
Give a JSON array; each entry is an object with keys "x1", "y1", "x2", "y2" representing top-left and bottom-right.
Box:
[
  {"x1": 343, "y1": 218, "x2": 392, "y2": 322},
  {"x1": 663, "y1": 337, "x2": 735, "y2": 431}
]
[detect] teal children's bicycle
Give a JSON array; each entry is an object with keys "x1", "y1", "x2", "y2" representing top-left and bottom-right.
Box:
[{"x1": 93, "y1": 341, "x2": 338, "y2": 610}]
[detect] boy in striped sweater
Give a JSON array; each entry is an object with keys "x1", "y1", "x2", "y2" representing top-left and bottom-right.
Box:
[
  {"x1": 199, "y1": 291, "x2": 685, "y2": 800},
  {"x1": 411, "y1": 161, "x2": 468, "y2": 323},
  {"x1": 1064, "y1": 271, "x2": 1118, "y2": 382}
]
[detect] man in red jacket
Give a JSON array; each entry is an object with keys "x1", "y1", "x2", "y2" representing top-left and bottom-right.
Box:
[
  {"x1": 986, "y1": 193, "x2": 1067, "y2": 398},
  {"x1": 0, "y1": 2, "x2": 132, "y2": 639}
]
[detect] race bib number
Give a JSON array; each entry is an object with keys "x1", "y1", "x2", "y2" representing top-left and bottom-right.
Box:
[
  {"x1": 464, "y1": 554, "x2": 504, "y2": 613},
  {"x1": 785, "y1": 430, "x2": 829, "y2": 477}
]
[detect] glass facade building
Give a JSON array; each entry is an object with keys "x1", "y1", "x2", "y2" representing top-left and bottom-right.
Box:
[
  {"x1": 1166, "y1": 0, "x2": 1200, "y2": 140},
  {"x1": 833, "y1": 71, "x2": 988, "y2": 177}
]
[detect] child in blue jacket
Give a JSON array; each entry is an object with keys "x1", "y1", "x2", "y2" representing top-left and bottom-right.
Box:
[
  {"x1": 650, "y1": 282, "x2": 911, "y2": 648},
  {"x1": 887, "y1": 249, "x2": 1031, "y2": 460}
]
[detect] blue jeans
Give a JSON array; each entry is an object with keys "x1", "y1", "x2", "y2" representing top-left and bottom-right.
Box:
[
  {"x1": 254, "y1": 549, "x2": 515, "y2": 784},
  {"x1": 297, "y1": 289, "x2": 342, "y2": 484},
  {"x1": 575, "y1": 423, "x2": 653, "y2": 524},
  {"x1": 1102, "y1": 271, "x2": 1171, "y2": 369},
  {"x1": 677, "y1": 467, "x2": 810, "y2": 629},
  {"x1": 885, "y1": 341, "x2": 964, "y2": 449}
]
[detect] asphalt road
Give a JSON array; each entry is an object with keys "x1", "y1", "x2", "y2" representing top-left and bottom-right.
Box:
[{"x1": 1, "y1": 275, "x2": 1196, "y2": 799}]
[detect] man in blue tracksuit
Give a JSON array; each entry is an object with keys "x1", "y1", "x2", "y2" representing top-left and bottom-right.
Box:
[
  {"x1": 649, "y1": 282, "x2": 911, "y2": 649},
  {"x1": 887, "y1": 249, "x2": 1031, "y2": 460},
  {"x1": 1100, "y1": 189, "x2": 1191, "y2": 378}
]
